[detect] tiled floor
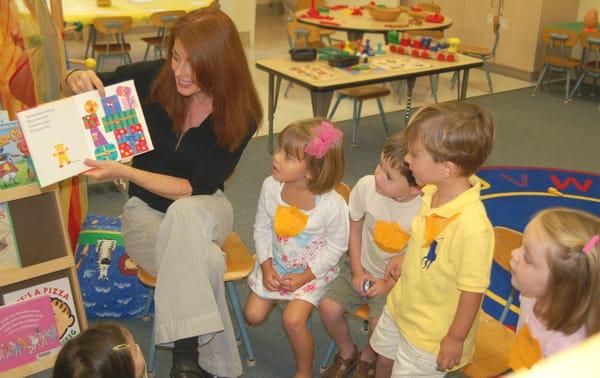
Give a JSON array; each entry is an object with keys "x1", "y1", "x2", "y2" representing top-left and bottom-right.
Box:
[{"x1": 65, "y1": 9, "x2": 534, "y2": 138}]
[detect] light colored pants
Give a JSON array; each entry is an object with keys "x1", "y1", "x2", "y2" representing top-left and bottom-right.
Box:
[
  {"x1": 370, "y1": 307, "x2": 444, "y2": 377},
  {"x1": 122, "y1": 193, "x2": 242, "y2": 377}
]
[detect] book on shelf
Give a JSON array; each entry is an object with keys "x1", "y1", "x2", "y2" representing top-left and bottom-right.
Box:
[
  {"x1": 16, "y1": 80, "x2": 153, "y2": 187},
  {"x1": 0, "y1": 202, "x2": 21, "y2": 273},
  {"x1": 0, "y1": 117, "x2": 37, "y2": 190},
  {"x1": 3, "y1": 277, "x2": 80, "y2": 345},
  {"x1": 0, "y1": 295, "x2": 61, "y2": 372}
]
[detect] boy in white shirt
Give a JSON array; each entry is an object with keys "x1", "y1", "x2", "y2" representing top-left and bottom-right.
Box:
[{"x1": 320, "y1": 132, "x2": 421, "y2": 378}]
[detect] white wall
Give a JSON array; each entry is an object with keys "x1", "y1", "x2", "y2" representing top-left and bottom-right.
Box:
[{"x1": 220, "y1": 0, "x2": 257, "y2": 45}]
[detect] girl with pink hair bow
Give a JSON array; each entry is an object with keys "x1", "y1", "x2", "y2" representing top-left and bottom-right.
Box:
[{"x1": 245, "y1": 118, "x2": 349, "y2": 378}]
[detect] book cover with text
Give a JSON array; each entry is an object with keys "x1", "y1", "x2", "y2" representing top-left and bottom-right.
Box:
[
  {"x1": 0, "y1": 119, "x2": 37, "y2": 189},
  {"x1": 0, "y1": 295, "x2": 61, "y2": 372},
  {"x1": 17, "y1": 80, "x2": 153, "y2": 187},
  {"x1": 3, "y1": 277, "x2": 80, "y2": 345}
]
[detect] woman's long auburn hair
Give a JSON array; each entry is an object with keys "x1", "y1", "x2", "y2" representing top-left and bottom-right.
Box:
[{"x1": 150, "y1": 7, "x2": 262, "y2": 152}]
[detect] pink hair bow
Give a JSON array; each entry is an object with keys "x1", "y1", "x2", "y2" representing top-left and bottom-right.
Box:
[
  {"x1": 583, "y1": 235, "x2": 599, "y2": 254},
  {"x1": 304, "y1": 121, "x2": 343, "y2": 159}
]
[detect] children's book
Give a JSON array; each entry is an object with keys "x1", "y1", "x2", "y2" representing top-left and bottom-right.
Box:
[
  {"x1": 16, "y1": 80, "x2": 153, "y2": 187},
  {"x1": 0, "y1": 117, "x2": 37, "y2": 189},
  {"x1": 0, "y1": 202, "x2": 20, "y2": 272},
  {"x1": 0, "y1": 295, "x2": 61, "y2": 372},
  {"x1": 3, "y1": 277, "x2": 80, "y2": 345}
]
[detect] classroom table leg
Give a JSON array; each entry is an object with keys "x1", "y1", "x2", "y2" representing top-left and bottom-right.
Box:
[
  {"x1": 404, "y1": 78, "x2": 416, "y2": 123},
  {"x1": 459, "y1": 69, "x2": 470, "y2": 100},
  {"x1": 310, "y1": 90, "x2": 334, "y2": 118},
  {"x1": 267, "y1": 73, "x2": 282, "y2": 154},
  {"x1": 347, "y1": 31, "x2": 364, "y2": 42}
]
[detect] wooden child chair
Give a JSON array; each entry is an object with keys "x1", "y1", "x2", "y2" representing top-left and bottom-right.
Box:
[
  {"x1": 460, "y1": 226, "x2": 522, "y2": 377},
  {"x1": 569, "y1": 32, "x2": 600, "y2": 108},
  {"x1": 532, "y1": 28, "x2": 580, "y2": 102},
  {"x1": 137, "y1": 232, "x2": 257, "y2": 373},
  {"x1": 92, "y1": 16, "x2": 133, "y2": 72},
  {"x1": 141, "y1": 10, "x2": 186, "y2": 61},
  {"x1": 328, "y1": 86, "x2": 391, "y2": 147},
  {"x1": 451, "y1": 16, "x2": 501, "y2": 93}
]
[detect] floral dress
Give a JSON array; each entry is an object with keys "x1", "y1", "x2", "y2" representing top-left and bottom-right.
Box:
[{"x1": 247, "y1": 176, "x2": 349, "y2": 305}]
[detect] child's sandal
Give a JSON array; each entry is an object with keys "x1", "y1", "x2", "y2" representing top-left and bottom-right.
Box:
[{"x1": 321, "y1": 345, "x2": 359, "y2": 378}]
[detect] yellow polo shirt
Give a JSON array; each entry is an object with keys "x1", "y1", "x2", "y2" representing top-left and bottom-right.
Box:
[{"x1": 386, "y1": 176, "x2": 494, "y2": 368}]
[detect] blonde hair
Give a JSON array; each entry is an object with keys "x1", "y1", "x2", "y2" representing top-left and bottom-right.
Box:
[
  {"x1": 382, "y1": 131, "x2": 417, "y2": 187},
  {"x1": 404, "y1": 102, "x2": 495, "y2": 176},
  {"x1": 533, "y1": 207, "x2": 600, "y2": 335},
  {"x1": 277, "y1": 118, "x2": 345, "y2": 195}
]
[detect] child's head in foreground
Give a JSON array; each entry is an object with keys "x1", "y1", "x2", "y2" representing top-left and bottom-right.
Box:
[
  {"x1": 53, "y1": 322, "x2": 146, "y2": 378},
  {"x1": 510, "y1": 207, "x2": 600, "y2": 335},
  {"x1": 375, "y1": 131, "x2": 420, "y2": 201},
  {"x1": 274, "y1": 118, "x2": 345, "y2": 194},
  {"x1": 404, "y1": 102, "x2": 495, "y2": 185}
]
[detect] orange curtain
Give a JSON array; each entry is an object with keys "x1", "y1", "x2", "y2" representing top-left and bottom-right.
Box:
[{"x1": 0, "y1": 0, "x2": 88, "y2": 251}]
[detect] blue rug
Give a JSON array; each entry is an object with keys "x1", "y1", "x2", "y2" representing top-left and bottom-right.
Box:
[
  {"x1": 75, "y1": 215, "x2": 151, "y2": 319},
  {"x1": 478, "y1": 166, "x2": 600, "y2": 328}
]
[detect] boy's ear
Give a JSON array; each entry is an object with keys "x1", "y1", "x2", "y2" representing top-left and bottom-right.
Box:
[{"x1": 442, "y1": 161, "x2": 461, "y2": 178}]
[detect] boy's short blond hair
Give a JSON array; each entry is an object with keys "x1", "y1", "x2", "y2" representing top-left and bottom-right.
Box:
[
  {"x1": 405, "y1": 102, "x2": 495, "y2": 176},
  {"x1": 278, "y1": 118, "x2": 345, "y2": 195},
  {"x1": 382, "y1": 132, "x2": 417, "y2": 187}
]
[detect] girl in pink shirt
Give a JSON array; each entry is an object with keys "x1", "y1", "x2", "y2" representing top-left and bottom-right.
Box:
[{"x1": 509, "y1": 207, "x2": 600, "y2": 369}]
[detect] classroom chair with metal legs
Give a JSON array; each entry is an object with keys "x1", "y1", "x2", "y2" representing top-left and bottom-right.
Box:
[
  {"x1": 136, "y1": 232, "x2": 257, "y2": 373},
  {"x1": 92, "y1": 16, "x2": 133, "y2": 72},
  {"x1": 328, "y1": 86, "x2": 391, "y2": 147}
]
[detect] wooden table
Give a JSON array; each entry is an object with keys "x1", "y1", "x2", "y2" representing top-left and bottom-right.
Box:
[
  {"x1": 296, "y1": 8, "x2": 452, "y2": 41},
  {"x1": 547, "y1": 22, "x2": 600, "y2": 33},
  {"x1": 256, "y1": 54, "x2": 482, "y2": 153},
  {"x1": 61, "y1": 0, "x2": 211, "y2": 24}
]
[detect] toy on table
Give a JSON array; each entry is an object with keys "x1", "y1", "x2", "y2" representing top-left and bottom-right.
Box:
[
  {"x1": 425, "y1": 13, "x2": 445, "y2": 23},
  {"x1": 388, "y1": 33, "x2": 458, "y2": 62}
]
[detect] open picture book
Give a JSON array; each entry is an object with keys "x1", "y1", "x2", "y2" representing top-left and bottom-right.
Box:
[{"x1": 17, "y1": 80, "x2": 153, "y2": 187}]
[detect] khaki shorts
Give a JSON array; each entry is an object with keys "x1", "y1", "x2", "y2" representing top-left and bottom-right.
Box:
[
  {"x1": 320, "y1": 257, "x2": 386, "y2": 319},
  {"x1": 370, "y1": 306, "x2": 443, "y2": 377}
]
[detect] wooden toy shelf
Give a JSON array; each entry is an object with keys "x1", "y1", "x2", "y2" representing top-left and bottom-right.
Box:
[{"x1": 0, "y1": 186, "x2": 87, "y2": 377}]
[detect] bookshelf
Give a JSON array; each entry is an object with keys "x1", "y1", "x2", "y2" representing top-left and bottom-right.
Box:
[{"x1": 0, "y1": 184, "x2": 87, "y2": 377}]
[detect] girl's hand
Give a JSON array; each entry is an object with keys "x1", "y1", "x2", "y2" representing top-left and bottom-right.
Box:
[
  {"x1": 351, "y1": 271, "x2": 370, "y2": 296},
  {"x1": 66, "y1": 69, "x2": 105, "y2": 96},
  {"x1": 280, "y1": 270, "x2": 315, "y2": 292},
  {"x1": 260, "y1": 260, "x2": 281, "y2": 292},
  {"x1": 365, "y1": 277, "x2": 395, "y2": 298},
  {"x1": 83, "y1": 159, "x2": 129, "y2": 181},
  {"x1": 436, "y1": 335, "x2": 463, "y2": 372},
  {"x1": 384, "y1": 254, "x2": 405, "y2": 281}
]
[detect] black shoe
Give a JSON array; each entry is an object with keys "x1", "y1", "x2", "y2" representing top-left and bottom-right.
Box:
[{"x1": 170, "y1": 359, "x2": 207, "y2": 378}]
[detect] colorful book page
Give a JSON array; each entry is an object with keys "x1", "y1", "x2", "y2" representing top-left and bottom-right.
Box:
[
  {"x1": 0, "y1": 202, "x2": 20, "y2": 272},
  {"x1": 3, "y1": 277, "x2": 80, "y2": 345},
  {"x1": 16, "y1": 80, "x2": 153, "y2": 187},
  {"x1": 0, "y1": 119, "x2": 37, "y2": 189},
  {"x1": 0, "y1": 295, "x2": 61, "y2": 372}
]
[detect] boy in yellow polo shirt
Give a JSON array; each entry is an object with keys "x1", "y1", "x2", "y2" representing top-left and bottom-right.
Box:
[{"x1": 370, "y1": 103, "x2": 496, "y2": 377}]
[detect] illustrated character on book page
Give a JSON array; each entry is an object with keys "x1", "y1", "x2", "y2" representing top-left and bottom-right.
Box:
[
  {"x1": 51, "y1": 297, "x2": 76, "y2": 341},
  {"x1": 0, "y1": 147, "x2": 18, "y2": 185},
  {"x1": 52, "y1": 144, "x2": 71, "y2": 168}
]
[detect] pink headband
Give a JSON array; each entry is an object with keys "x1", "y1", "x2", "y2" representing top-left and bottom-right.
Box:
[
  {"x1": 304, "y1": 121, "x2": 343, "y2": 159},
  {"x1": 583, "y1": 235, "x2": 599, "y2": 254}
]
